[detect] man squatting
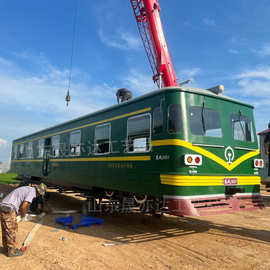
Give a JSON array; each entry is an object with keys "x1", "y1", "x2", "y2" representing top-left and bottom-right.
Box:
[{"x1": 0, "y1": 183, "x2": 47, "y2": 257}]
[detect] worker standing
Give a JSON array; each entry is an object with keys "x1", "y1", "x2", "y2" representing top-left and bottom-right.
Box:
[
  {"x1": 116, "y1": 88, "x2": 132, "y2": 104},
  {"x1": 0, "y1": 183, "x2": 47, "y2": 257}
]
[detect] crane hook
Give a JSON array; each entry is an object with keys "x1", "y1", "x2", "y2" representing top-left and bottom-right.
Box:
[
  {"x1": 65, "y1": 0, "x2": 78, "y2": 107},
  {"x1": 65, "y1": 89, "x2": 71, "y2": 106}
]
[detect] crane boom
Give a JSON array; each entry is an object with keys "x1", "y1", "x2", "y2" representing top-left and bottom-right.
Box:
[{"x1": 130, "y1": 0, "x2": 178, "y2": 88}]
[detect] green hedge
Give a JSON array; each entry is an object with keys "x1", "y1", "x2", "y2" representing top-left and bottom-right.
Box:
[{"x1": 0, "y1": 173, "x2": 19, "y2": 184}]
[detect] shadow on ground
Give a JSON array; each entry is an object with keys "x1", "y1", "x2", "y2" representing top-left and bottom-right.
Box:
[
  {"x1": 42, "y1": 190, "x2": 270, "y2": 246},
  {"x1": 1, "y1": 185, "x2": 270, "y2": 248}
]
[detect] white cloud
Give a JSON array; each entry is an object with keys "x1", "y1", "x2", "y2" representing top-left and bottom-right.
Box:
[
  {"x1": 12, "y1": 51, "x2": 37, "y2": 60},
  {"x1": 231, "y1": 66, "x2": 270, "y2": 122},
  {"x1": 122, "y1": 67, "x2": 202, "y2": 93},
  {"x1": 0, "y1": 138, "x2": 8, "y2": 147},
  {"x1": 98, "y1": 28, "x2": 141, "y2": 50},
  {"x1": 0, "y1": 53, "x2": 122, "y2": 161},
  {"x1": 0, "y1": 139, "x2": 10, "y2": 163},
  {"x1": 256, "y1": 43, "x2": 270, "y2": 56},
  {"x1": 237, "y1": 78, "x2": 270, "y2": 97},
  {"x1": 235, "y1": 66, "x2": 270, "y2": 80},
  {"x1": 180, "y1": 68, "x2": 201, "y2": 78},
  {"x1": 122, "y1": 69, "x2": 154, "y2": 94},
  {"x1": 230, "y1": 66, "x2": 270, "y2": 103},
  {"x1": 227, "y1": 66, "x2": 270, "y2": 133},
  {"x1": 0, "y1": 57, "x2": 13, "y2": 67},
  {"x1": 229, "y1": 49, "x2": 239, "y2": 55},
  {"x1": 203, "y1": 17, "x2": 216, "y2": 26},
  {"x1": 0, "y1": 55, "x2": 117, "y2": 119},
  {"x1": 177, "y1": 68, "x2": 201, "y2": 86}
]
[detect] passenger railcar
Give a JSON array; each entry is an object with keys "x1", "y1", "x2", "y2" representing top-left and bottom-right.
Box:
[{"x1": 10, "y1": 86, "x2": 264, "y2": 216}]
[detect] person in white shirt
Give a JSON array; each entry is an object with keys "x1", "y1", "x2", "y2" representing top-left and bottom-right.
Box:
[{"x1": 0, "y1": 183, "x2": 47, "y2": 257}]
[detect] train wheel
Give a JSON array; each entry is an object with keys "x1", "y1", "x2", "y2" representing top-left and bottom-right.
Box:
[
  {"x1": 133, "y1": 194, "x2": 147, "y2": 204},
  {"x1": 105, "y1": 190, "x2": 114, "y2": 197}
]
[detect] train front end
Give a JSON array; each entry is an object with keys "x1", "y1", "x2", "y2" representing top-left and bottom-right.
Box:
[{"x1": 158, "y1": 87, "x2": 264, "y2": 216}]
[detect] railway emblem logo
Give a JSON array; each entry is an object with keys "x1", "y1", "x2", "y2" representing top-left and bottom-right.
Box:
[{"x1": 224, "y1": 146, "x2": 234, "y2": 164}]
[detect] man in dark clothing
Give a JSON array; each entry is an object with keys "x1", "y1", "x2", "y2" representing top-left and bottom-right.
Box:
[
  {"x1": 0, "y1": 183, "x2": 46, "y2": 257},
  {"x1": 264, "y1": 122, "x2": 270, "y2": 176},
  {"x1": 116, "y1": 88, "x2": 132, "y2": 104}
]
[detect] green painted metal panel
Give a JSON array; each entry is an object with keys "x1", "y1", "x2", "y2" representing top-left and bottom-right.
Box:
[{"x1": 10, "y1": 87, "x2": 261, "y2": 199}]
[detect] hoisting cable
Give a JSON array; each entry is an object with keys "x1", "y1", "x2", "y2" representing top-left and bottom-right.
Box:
[{"x1": 66, "y1": 0, "x2": 79, "y2": 106}]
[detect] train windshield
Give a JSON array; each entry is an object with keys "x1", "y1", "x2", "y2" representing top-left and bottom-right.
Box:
[
  {"x1": 231, "y1": 114, "x2": 254, "y2": 142},
  {"x1": 186, "y1": 104, "x2": 255, "y2": 143},
  {"x1": 189, "y1": 106, "x2": 222, "y2": 137}
]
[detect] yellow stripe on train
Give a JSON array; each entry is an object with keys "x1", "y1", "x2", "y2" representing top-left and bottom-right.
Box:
[
  {"x1": 152, "y1": 139, "x2": 259, "y2": 171},
  {"x1": 160, "y1": 174, "x2": 261, "y2": 186},
  {"x1": 12, "y1": 156, "x2": 151, "y2": 163}
]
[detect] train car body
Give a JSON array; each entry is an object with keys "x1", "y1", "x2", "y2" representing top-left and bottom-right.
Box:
[{"x1": 10, "y1": 86, "x2": 263, "y2": 216}]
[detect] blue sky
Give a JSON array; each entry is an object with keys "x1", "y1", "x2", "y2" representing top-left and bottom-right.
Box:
[{"x1": 0, "y1": 0, "x2": 270, "y2": 162}]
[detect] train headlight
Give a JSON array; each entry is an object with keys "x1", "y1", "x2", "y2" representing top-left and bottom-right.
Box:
[
  {"x1": 187, "y1": 156, "x2": 193, "y2": 163},
  {"x1": 184, "y1": 154, "x2": 202, "y2": 166},
  {"x1": 253, "y1": 159, "x2": 264, "y2": 168}
]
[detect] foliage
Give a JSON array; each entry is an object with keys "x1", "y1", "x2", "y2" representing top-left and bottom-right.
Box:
[{"x1": 0, "y1": 173, "x2": 19, "y2": 184}]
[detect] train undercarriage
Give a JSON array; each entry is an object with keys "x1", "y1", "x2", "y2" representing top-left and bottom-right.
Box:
[{"x1": 16, "y1": 175, "x2": 167, "y2": 216}]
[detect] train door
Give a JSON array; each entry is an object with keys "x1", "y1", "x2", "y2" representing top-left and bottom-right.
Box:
[{"x1": 42, "y1": 137, "x2": 51, "y2": 176}]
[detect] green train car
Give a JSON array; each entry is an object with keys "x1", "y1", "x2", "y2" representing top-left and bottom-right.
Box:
[{"x1": 10, "y1": 86, "x2": 264, "y2": 216}]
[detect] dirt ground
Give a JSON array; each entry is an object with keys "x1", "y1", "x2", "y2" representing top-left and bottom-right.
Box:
[{"x1": 0, "y1": 185, "x2": 270, "y2": 270}]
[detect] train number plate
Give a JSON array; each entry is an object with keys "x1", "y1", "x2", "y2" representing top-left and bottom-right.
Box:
[{"x1": 223, "y1": 177, "x2": 238, "y2": 186}]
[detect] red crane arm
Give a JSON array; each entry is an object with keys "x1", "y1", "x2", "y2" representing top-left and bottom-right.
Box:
[{"x1": 130, "y1": 0, "x2": 178, "y2": 87}]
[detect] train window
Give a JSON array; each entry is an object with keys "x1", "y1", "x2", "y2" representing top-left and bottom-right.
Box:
[
  {"x1": 25, "y1": 142, "x2": 33, "y2": 159},
  {"x1": 168, "y1": 104, "x2": 182, "y2": 134},
  {"x1": 18, "y1": 144, "x2": 24, "y2": 159},
  {"x1": 127, "y1": 114, "x2": 151, "y2": 152},
  {"x1": 153, "y1": 107, "x2": 163, "y2": 134},
  {"x1": 37, "y1": 139, "x2": 45, "y2": 158},
  {"x1": 231, "y1": 114, "x2": 254, "y2": 142},
  {"x1": 70, "y1": 130, "x2": 81, "y2": 156},
  {"x1": 51, "y1": 135, "x2": 60, "y2": 157},
  {"x1": 189, "y1": 106, "x2": 222, "y2": 137},
  {"x1": 95, "y1": 124, "x2": 111, "y2": 154}
]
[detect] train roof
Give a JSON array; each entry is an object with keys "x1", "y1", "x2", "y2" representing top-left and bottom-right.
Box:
[
  {"x1": 14, "y1": 86, "x2": 253, "y2": 143},
  {"x1": 178, "y1": 86, "x2": 253, "y2": 108}
]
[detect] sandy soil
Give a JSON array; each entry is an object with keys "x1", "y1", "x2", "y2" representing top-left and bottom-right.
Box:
[{"x1": 0, "y1": 184, "x2": 270, "y2": 270}]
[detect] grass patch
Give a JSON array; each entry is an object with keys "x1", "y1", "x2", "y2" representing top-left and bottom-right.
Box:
[{"x1": 0, "y1": 173, "x2": 19, "y2": 184}]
